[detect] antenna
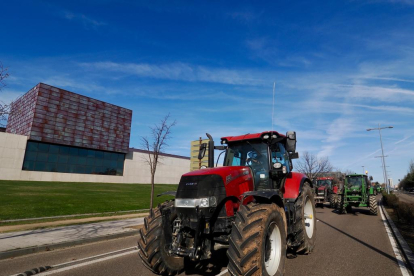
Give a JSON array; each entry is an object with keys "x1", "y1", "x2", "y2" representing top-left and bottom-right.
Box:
[{"x1": 272, "y1": 82, "x2": 275, "y2": 131}]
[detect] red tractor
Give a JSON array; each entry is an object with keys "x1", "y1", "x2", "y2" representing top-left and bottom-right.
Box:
[
  {"x1": 314, "y1": 177, "x2": 339, "y2": 208},
  {"x1": 138, "y1": 131, "x2": 316, "y2": 276}
]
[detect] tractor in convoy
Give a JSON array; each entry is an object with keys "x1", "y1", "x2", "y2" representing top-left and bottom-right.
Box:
[
  {"x1": 336, "y1": 174, "x2": 378, "y2": 215},
  {"x1": 314, "y1": 177, "x2": 339, "y2": 208},
  {"x1": 138, "y1": 131, "x2": 316, "y2": 276}
]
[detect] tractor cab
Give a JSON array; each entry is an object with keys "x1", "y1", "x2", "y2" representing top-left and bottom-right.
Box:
[{"x1": 220, "y1": 131, "x2": 298, "y2": 191}]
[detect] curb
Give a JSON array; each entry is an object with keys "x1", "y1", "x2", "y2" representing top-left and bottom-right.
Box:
[
  {"x1": 381, "y1": 201, "x2": 414, "y2": 273},
  {"x1": 0, "y1": 229, "x2": 140, "y2": 261}
]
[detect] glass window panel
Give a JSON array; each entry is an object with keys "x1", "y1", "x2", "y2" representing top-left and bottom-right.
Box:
[
  {"x1": 95, "y1": 151, "x2": 104, "y2": 159},
  {"x1": 95, "y1": 159, "x2": 103, "y2": 166},
  {"x1": 37, "y1": 152, "x2": 48, "y2": 162},
  {"x1": 116, "y1": 168, "x2": 123, "y2": 176},
  {"x1": 69, "y1": 147, "x2": 78, "y2": 156},
  {"x1": 117, "y1": 153, "x2": 125, "y2": 161},
  {"x1": 22, "y1": 160, "x2": 35, "y2": 170},
  {"x1": 45, "y1": 163, "x2": 57, "y2": 172},
  {"x1": 110, "y1": 160, "x2": 117, "y2": 168},
  {"x1": 68, "y1": 155, "x2": 78, "y2": 164},
  {"x1": 87, "y1": 150, "x2": 95, "y2": 158},
  {"x1": 117, "y1": 161, "x2": 124, "y2": 169},
  {"x1": 59, "y1": 146, "x2": 69, "y2": 155},
  {"x1": 48, "y1": 153, "x2": 58, "y2": 163},
  {"x1": 78, "y1": 156, "x2": 87, "y2": 165},
  {"x1": 26, "y1": 141, "x2": 38, "y2": 152},
  {"x1": 25, "y1": 151, "x2": 37, "y2": 161},
  {"x1": 79, "y1": 148, "x2": 87, "y2": 157},
  {"x1": 68, "y1": 165, "x2": 77, "y2": 173},
  {"x1": 103, "y1": 159, "x2": 111, "y2": 167},
  {"x1": 86, "y1": 158, "x2": 95, "y2": 166},
  {"x1": 34, "y1": 162, "x2": 46, "y2": 171},
  {"x1": 58, "y1": 155, "x2": 69, "y2": 164},
  {"x1": 110, "y1": 152, "x2": 118, "y2": 160},
  {"x1": 84, "y1": 166, "x2": 93, "y2": 174},
  {"x1": 96, "y1": 166, "x2": 105, "y2": 174},
  {"x1": 38, "y1": 143, "x2": 50, "y2": 153},
  {"x1": 104, "y1": 152, "x2": 112, "y2": 160},
  {"x1": 76, "y1": 166, "x2": 85, "y2": 174},
  {"x1": 49, "y1": 145, "x2": 59, "y2": 154},
  {"x1": 56, "y1": 163, "x2": 68, "y2": 173}
]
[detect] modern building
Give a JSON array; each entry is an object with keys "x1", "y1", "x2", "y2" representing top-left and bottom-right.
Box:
[{"x1": 1, "y1": 83, "x2": 190, "y2": 184}]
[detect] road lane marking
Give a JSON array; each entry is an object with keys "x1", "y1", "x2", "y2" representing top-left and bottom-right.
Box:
[
  {"x1": 8, "y1": 247, "x2": 138, "y2": 276},
  {"x1": 379, "y1": 203, "x2": 410, "y2": 276},
  {"x1": 36, "y1": 250, "x2": 137, "y2": 275},
  {"x1": 216, "y1": 269, "x2": 229, "y2": 276}
]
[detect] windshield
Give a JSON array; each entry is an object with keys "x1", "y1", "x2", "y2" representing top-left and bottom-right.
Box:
[
  {"x1": 317, "y1": 180, "x2": 332, "y2": 188},
  {"x1": 224, "y1": 141, "x2": 269, "y2": 169},
  {"x1": 346, "y1": 176, "x2": 363, "y2": 187}
]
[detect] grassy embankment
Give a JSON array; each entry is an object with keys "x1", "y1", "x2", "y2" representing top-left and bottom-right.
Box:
[
  {"x1": 382, "y1": 192, "x2": 414, "y2": 252},
  {"x1": 0, "y1": 180, "x2": 177, "y2": 224}
]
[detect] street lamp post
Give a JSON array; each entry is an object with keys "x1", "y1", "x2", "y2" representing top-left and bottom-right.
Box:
[{"x1": 367, "y1": 124, "x2": 393, "y2": 193}]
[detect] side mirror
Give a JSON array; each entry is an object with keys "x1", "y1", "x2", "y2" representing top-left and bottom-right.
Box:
[
  {"x1": 369, "y1": 176, "x2": 373, "y2": 181},
  {"x1": 198, "y1": 143, "x2": 207, "y2": 160},
  {"x1": 286, "y1": 131, "x2": 296, "y2": 152},
  {"x1": 289, "y1": 152, "x2": 299, "y2": 159}
]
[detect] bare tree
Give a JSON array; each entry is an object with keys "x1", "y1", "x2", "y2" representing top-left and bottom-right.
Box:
[
  {"x1": 0, "y1": 62, "x2": 10, "y2": 127},
  {"x1": 141, "y1": 114, "x2": 176, "y2": 213},
  {"x1": 295, "y1": 151, "x2": 333, "y2": 180}
]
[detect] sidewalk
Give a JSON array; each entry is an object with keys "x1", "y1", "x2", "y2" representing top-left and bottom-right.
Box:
[{"x1": 0, "y1": 217, "x2": 144, "y2": 260}]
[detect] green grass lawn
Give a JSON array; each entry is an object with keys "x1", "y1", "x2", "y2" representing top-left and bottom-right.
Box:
[{"x1": 0, "y1": 180, "x2": 177, "y2": 220}]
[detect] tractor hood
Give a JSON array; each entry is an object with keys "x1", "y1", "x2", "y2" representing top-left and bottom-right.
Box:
[
  {"x1": 178, "y1": 166, "x2": 253, "y2": 198},
  {"x1": 318, "y1": 186, "x2": 327, "y2": 191}
]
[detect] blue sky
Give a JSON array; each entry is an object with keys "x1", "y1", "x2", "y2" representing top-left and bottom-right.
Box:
[{"x1": 1, "y1": 0, "x2": 414, "y2": 185}]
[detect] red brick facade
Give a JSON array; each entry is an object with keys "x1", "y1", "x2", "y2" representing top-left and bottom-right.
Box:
[{"x1": 6, "y1": 83, "x2": 132, "y2": 153}]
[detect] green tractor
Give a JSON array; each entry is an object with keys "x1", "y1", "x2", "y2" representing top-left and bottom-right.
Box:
[{"x1": 336, "y1": 174, "x2": 378, "y2": 215}]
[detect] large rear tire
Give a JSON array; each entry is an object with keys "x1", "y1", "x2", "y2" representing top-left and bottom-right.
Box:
[
  {"x1": 329, "y1": 194, "x2": 335, "y2": 208},
  {"x1": 295, "y1": 183, "x2": 316, "y2": 254},
  {"x1": 337, "y1": 194, "x2": 347, "y2": 214},
  {"x1": 137, "y1": 201, "x2": 184, "y2": 275},
  {"x1": 227, "y1": 203, "x2": 287, "y2": 276},
  {"x1": 369, "y1": 196, "x2": 378, "y2": 216}
]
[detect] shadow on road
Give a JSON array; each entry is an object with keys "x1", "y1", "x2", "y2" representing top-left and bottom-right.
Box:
[
  {"x1": 318, "y1": 218, "x2": 399, "y2": 264},
  {"x1": 183, "y1": 249, "x2": 228, "y2": 275}
]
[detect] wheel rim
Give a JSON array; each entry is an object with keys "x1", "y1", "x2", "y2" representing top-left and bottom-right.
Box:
[
  {"x1": 264, "y1": 222, "x2": 282, "y2": 275},
  {"x1": 304, "y1": 197, "x2": 315, "y2": 238}
]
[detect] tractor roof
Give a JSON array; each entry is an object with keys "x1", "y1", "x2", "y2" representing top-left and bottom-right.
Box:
[{"x1": 221, "y1": 131, "x2": 285, "y2": 143}]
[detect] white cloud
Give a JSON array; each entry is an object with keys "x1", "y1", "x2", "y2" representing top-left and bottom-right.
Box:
[{"x1": 62, "y1": 11, "x2": 106, "y2": 29}]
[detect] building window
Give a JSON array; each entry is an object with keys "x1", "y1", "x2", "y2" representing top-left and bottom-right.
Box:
[{"x1": 22, "y1": 141, "x2": 125, "y2": 176}]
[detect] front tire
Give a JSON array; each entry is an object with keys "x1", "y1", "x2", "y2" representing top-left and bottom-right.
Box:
[
  {"x1": 369, "y1": 196, "x2": 378, "y2": 215},
  {"x1": 227, "y1": 203, "x2": 287, "y2": 276},
  {"x1": 137, "y1": 201, "x2": 184, "y2": 275},
  {"x1": 295, "y1": 183, "x2": 316, "y2": 254}
]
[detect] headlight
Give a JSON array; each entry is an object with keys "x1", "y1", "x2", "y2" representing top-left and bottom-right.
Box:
[{"x1": 175, "y1": 197, "x2": 217, "y2": 208}]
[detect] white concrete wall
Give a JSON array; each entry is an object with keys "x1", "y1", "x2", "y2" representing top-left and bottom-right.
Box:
[
  {"x1": 0, "y1": 132, "x2": 189, "y2": 184},
  {"x1": 0, "y1": 132, "x2": 28, "y2": 180}
]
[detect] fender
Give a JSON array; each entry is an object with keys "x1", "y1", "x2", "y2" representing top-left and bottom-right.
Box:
[
  {"x1": 283, "y1": 172, "x2": 312, "y2": 200},
  {"x1": 241, "y1": 190, "x2": 284, "y2": 209}
]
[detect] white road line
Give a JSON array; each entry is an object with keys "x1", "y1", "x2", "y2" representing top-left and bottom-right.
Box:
[
  {"x1": 216, "y1": 269, "x2": 229, "y2": 276},
  {"x1": 379, "y1": 204, "x2": 410, "y2": 276},
  {"x1": 38, "y1": 250, "x2": 137, "y2": 275}
]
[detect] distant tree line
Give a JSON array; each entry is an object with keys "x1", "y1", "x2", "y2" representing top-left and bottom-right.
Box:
[{"x1": 398, "y1": 160, "x2": 414, "y2": 190}]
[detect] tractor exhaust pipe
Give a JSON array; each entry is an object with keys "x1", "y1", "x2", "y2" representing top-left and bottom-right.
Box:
[{"x1": 206, "y1": 133, "x2": 214, "y2": 168}]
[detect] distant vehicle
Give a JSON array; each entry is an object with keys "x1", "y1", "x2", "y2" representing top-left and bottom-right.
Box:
[{"x1": 409, "y1": 188, "x2": 414, "y2": 194}]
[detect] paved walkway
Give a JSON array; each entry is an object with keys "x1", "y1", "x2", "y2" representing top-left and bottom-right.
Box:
[{"x1": 0, "y1": 218, "x2": 144, "y2": 253}]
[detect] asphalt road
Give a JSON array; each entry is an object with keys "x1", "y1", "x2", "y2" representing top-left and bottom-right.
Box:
[
  {"x1": 394, "y1": 191, "x2": 414, "y2": 204},
  {"x1": 0, "y1": 202, "x2": 408, "y2": 276}
]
